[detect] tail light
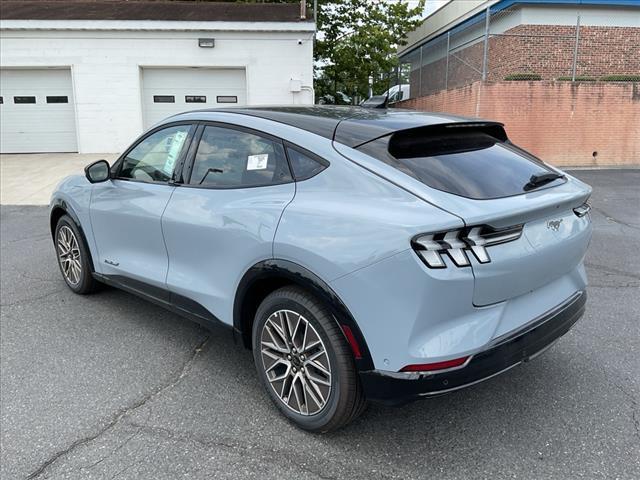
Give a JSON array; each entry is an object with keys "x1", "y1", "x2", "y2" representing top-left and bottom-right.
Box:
[{"x1": 412, "y1": 224, "x2": 523, "y2": 269}]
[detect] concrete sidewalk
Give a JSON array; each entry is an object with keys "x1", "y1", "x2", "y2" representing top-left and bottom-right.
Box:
[{"x1": 0, "y1": 153, "x2": 118, "y2": 205}]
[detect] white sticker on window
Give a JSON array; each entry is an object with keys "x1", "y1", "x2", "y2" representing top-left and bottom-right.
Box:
[
  {"x1": 163, "y1": 130, "x2": 188, "y2": 175},
  {"x1": 247, "y1": 154, "x2": 269, "y2": 170}
]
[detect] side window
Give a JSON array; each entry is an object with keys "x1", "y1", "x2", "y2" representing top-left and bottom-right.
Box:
[
  {"x1": 189, "y1": 126, "x2": 292, "y2": 187},
  {"x1": 119, "y1": 125, "x2": 191, "y2": 183},
  {"x1": 286, "y1": 146, "x2": 328, "y2": 180}
]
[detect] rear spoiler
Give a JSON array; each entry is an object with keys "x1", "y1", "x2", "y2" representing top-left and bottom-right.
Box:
[{"x1": 388, "y1": 122, "x2": 509, "y2": 159}]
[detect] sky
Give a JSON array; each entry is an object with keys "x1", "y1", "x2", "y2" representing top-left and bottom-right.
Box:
[{"x1": 406, "y1": 0, "x2": 449, "y2": 18}]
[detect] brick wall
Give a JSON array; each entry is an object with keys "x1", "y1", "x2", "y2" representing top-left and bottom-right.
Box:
[
  {"x1": 396, "y1": 81, "x2": 640, "y2": 167},
  {"x1": 488, "y1": 25, "x2": 640, "y2": 80},
  {"x1": 410, "y1": 25, "x2": 640, "y2": 96}
]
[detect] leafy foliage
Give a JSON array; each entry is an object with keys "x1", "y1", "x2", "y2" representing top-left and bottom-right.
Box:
[
  {"x1": 315, "y1": 0, "x2": 425, "y2": 103},
  {"x1": 556, "y1": 76, "x2": 597, "y2": 82},
  {"x1": 503, "y1": 73, "x2": 542, "y2": 81},
  {"x1": 599, "y1": 74, "x2": 640, "y2": 82}
]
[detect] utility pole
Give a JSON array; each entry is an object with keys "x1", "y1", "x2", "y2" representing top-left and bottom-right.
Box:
[{"x1": 481, "y1": 6, "x2": 490, "y2": 81}]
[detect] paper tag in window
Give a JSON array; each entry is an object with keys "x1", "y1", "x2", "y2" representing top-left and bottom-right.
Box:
[
  {"x1": 247, "y1": 154, "x2": 268, "y2": 170},
  {"x1": 163, "y1": 130, "x2": 188, "y2": 175}
]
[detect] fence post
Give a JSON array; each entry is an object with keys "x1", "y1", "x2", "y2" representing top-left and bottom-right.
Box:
[
  {"x1": 572, "y1": 12, "x2": 581, "y2": 81},
  {"x1": 445, "y1": 31, "x2": 450, "y2": 89},
  {"x1": 419, "y1": 45, "x2": 423, "y2": 96},
  {"x1": 481, "y1": 6, "x2": 490, "y2": 81}
]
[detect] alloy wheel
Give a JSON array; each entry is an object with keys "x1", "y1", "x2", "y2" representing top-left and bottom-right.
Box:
[
  {"x1": 57, "y1": 225, "x2": 82, "y2": 285},
  {"x1": 260, "y1": 309, "x2": 332, "y2": 415}
]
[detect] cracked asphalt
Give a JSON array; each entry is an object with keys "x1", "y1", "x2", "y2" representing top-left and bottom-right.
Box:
[{"x1": 1, "y1": 169, "x2": 639, "y2": 480}]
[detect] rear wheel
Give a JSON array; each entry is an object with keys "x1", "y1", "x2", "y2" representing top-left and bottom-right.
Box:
[
  {"x1": 55, "y1": 215, "x2": 98, "y2": 294},
  {"x1": 252, "y1": 286, "x2": 366, "y2": 432}
]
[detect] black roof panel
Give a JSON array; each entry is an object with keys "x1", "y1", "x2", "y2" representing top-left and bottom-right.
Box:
[{"x1": 208, "y1": 106, "x2": 484, "y2": 148}]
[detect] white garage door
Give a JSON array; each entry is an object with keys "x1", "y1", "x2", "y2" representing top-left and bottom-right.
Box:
[
  {"x1": 0, "y1": 68, "x2": 77, "y2": 153},
  {"x1": 141, "y1": 68, "x2": 247, "y2": 129}
]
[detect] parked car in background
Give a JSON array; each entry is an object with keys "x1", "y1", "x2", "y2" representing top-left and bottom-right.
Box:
[
  {"x1": 50, "y1": 106, "x2": 592, "y2": 432},
  {"x1": 317, "y1": 91, "x2": 353, "y2": 105},
  {"x1": 385, "y1": 83, "x2": 410, "y2": 103}
]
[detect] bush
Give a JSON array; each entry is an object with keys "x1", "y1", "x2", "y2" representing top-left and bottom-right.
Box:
[
  {"x1": 599, "y1": 74, "x2": 640, "y2": 82},
  {"x1": 556, "y1": 76, "x2": 597, "y2": 82},
  {"x1": 504, "y1": 73, "x2": 542, "y2": 81}
]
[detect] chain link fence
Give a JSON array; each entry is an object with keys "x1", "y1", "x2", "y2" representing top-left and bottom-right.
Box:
[{"x1": 392, "y1": 5, "x2": 640, "y2": 102}]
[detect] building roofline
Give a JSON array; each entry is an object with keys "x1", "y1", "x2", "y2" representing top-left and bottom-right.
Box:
[
  {"x1": 0, "y1": 1, "x2": 314, "y2": 23},
  {"x1": 0, "y1": 19, "x2": 316, "y2": 33},
  {"x1": 399, "y1": 0, "x2": 640, "y2": 56}
]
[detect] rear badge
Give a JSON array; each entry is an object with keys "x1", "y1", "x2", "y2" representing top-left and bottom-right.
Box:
[{"x1": 547, "y1": 219, "x2": 563, "y2": 231}]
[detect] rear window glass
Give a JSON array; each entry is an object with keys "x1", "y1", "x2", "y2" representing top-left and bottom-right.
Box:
[{"x1": 357, "y1": 127, "x2": 561, "y2": 200}]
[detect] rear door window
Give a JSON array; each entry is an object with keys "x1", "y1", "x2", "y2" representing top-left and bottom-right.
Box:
[
  {"x1": 357, "y1": 126, "x2": 562, "y2": 200},
  {"x1": 189, "y1": 126, "x2": 292, "y2": 188}
]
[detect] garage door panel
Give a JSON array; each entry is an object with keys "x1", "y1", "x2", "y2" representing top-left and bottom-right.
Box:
[
  {"x1": 142, "y1": 68, "x2": 246, "y2": 129},
  {"x1": 0, "y1": 69, "x2": 77, "y2": 153},
  {"x1": 1, "y1": 131, "x2": 78, "y2": 154}
]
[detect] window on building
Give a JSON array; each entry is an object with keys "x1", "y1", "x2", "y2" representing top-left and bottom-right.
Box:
[
  {"x1": 153, "y1": 95, "x2": 175, "y2": 103},
  {"x1": 185, "y1": 96, "x2": 206, "y2": 103},
  {"x1": 46, "y1": 96, "x2": 69, "y2": 104},
  {"x1": 14, "y1": 96, "x2": 36, "y2": 104}
]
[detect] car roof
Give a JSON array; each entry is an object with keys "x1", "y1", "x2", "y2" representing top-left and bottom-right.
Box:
[{"x1": 172, "y1": 106, "x2": 483, "y2": 148}]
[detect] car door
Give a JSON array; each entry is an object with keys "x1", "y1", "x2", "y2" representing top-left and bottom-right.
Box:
[
  {"x1": 162, "y1": 123, "x2": 296, "y2": 326},
  {"x1": 90, "y1": 123, "x2": 195, "y2": 292}
]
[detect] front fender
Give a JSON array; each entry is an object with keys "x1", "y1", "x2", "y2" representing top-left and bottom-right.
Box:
[{"x1": 50, "y1": 175, "x2": 100, "y2": 272}]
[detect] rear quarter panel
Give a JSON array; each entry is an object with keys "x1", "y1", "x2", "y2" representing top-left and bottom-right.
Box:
[{"x1": 274, "y1": 143, "x2": 463, "y2": 283}]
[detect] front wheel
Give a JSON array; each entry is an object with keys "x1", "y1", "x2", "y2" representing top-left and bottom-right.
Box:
[
  {"x1": 55, "y1": 215, "x2": 98, "y2": 294},
  {"x1": 252, "y1": 286, "x2": 366, "y2": 432}
]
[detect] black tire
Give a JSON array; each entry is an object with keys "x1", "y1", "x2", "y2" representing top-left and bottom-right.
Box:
[
  {"x1": 252, "y1": 286, "x2": 366, "y2": 432},
  {"x1": 54, "y1": 215, "x2": 98, "y2": 294}
]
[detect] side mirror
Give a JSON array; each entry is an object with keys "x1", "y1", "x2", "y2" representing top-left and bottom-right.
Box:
[{"x1": 85, "y1": 160, "x2": 111, "y2": 183}]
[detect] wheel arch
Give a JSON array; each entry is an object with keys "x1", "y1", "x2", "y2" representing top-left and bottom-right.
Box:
[
  {"x1": 50, "y1": 198, "x2": 96, "y2": 272},
  {"x1": 233, "y1": 259, "x2": 374, "y2": 371}
]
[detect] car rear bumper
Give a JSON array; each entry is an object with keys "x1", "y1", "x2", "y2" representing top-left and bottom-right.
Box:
[{"x1": 359, "y1": 290, "x2": 586, "y2": 405}]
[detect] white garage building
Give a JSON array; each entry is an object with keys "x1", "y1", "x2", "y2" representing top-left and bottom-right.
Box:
[{"x1": 0, "y1": 1, "x2": 315, "y2": 154}]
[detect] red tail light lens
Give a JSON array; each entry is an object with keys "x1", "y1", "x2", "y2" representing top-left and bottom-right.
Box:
[{"x1": 399, "y1": 356, "x2": 471, "y2": 373}]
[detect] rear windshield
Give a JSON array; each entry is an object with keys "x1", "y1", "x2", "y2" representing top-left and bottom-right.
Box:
[{"x1": 356, "y1": 126, "x2": 561, "y2": 200}]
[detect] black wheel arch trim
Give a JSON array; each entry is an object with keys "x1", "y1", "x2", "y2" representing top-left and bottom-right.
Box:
[
  {"x1": 50, "y1": 198, "x2": 96, "y2": 273},
  {"x1": 234, "y1": 259, "x2": 374, "y2": 371}
]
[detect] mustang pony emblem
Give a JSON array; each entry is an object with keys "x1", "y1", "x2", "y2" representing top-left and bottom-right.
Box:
[{"x1": 547, "y1": 219, "x2": 563, "y2": 231}]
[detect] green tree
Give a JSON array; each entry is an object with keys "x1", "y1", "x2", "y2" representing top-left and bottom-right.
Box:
[{"x1": 315, "y1": 0, "x2": 424, "y2": 103}]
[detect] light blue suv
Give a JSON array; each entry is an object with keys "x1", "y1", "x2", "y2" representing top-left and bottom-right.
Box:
[{"x1": 51, "y1": 106, "x2": 592, "y2": 432}]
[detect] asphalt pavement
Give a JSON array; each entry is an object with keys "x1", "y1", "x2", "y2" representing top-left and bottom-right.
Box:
[{"x1": 1, "y1": 169, "x2": 638, "y2": 479}]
